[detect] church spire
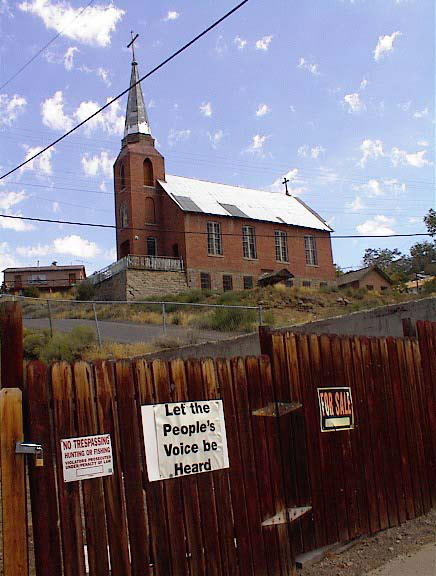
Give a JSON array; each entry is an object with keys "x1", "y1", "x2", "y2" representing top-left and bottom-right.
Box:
[{"x1": 124, "y1": 32, "x2": 151, "y2": 139}]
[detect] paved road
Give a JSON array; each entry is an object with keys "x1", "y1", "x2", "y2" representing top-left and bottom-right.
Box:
[
  {"x1": 368, "y1": 542, "x2": 435, "y2": 576},
  {"x1": 24, "y1": 317, "x2": 234, "y2": 344}
]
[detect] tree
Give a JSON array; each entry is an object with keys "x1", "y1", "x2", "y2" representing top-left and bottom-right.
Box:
[
  {"x1": 362, "y1": 248, "x2": 404, "y2": 270},
  {"x1": 424, "y1": 208, "x2": 436, "y2": 237},
  {"x1": 409, "y1": 241, "x2": 436, "y2": 275}
]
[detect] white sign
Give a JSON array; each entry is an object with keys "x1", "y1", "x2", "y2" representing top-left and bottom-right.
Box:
[
  {"x1": 142, "y1": 400, "x2": 229, "y2": 481},
  {"x1": 61, "y1": 434, "x2": 113, "y2": 482}
]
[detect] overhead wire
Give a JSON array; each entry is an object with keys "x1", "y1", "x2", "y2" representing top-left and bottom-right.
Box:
[
  {"x1": 0, "y1": 0, "x2": 250, "y2": 180},
  {"x1": 0, "y1": 0, "x2": 95, "y2": 91},
  {"x1": 0, "y1": 213, "x2": 430, "y2": 240}
]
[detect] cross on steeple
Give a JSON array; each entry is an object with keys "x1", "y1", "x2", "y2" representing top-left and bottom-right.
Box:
[
  {"x1": 282, "y1": 176, "x2": 290, "y2": 196},
  {"x1": 127, "y1": 31, "x2": 139, "y2": 63}
]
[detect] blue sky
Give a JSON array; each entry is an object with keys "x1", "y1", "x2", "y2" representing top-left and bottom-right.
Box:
[{"x1": 0, "y1": 0, "x2": 434, "y2": 275}]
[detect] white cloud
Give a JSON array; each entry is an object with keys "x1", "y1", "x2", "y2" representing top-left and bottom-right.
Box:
[
  {"x1": 0, "y1": 190, "x2": 27, "y2": 210},
  {"x1": 52, "y1": 201, "x2": 60, "y2": 213},
  {"x1": 347, "y1": 196, "x2": 365, "y2": 212},
  {"x1": 0, "y1": 93, "x2": 27, "y2": 126},
  {"x1": 163, "y1": 10, "x2": 179, "y2": 21},
  {"x1": 17, "y1": 244, "x2": 51, "y2": 257},
  {"x1": 17, "y1": 235, "x2": 101, "y2": 259},
  {"x1": 215, "y1": 35, "x2": 227, "y2": 55},
  {"x1": 417, "y1": 140, "x2": 429, "y2": 147},
  {"x1": 168, "y1": 128, "x2": 191, "y2": 146},
  {"x1": 63, "y1": 46, "x2": 78, "y2": 70},
  {"x1": 0, "y1": 242, "x2": 21, "y2": 271},
  {"x1": 73, "y1": 98, "x2": 124, "y2": 135},
  {"x1": 357, "y1": 215, "x2": 395, "y2": 236},
  {"x1": 207, "y1": 130, "x2": 224, "y2": 149},
  {"x1": 0, "y1": 190, "x2": 33, "y2": 232},
  {"x1": 358, "y1": 139, "x2": 385, "y2": 167},
  {"x1": 317, "y1": 166, "x2": 339, "y2": 184},
  {"x1": 343, "y1": 92, "x2": 365, "y2": 114},
  {"x1": 256, "y1": 103, "x2": 270, "y2": 117},
  {"x1": 269, "y1": 168, "x2": 305, "y2": 194},
  {"x1": 81, "y1": 151, "x2": 114, "y2": 179},
  {"x1": 19, "y1": 0, "x2": 124, "y2": 47},
  {"x1": 408, "y1": 216, "x2": 422, "y2": 225},
  {"x1": 298, "y1": 145, "x2": 325, "y2": 159},
  {"x1": 360, "y1": 78, "x2": 369, "y2": 90},
  {"x1": 104, "y1": 246, "x2": 117, "y2": 261},
  {"x1": 199, "y1": 101, "x2": 212, "y2": 117},
  {"x1": 246, "y1": 134, "x2": 270, "y2": 156},
  {"x1": 233, "y1": 35, "x2": 247, "y2": 50},
  {"x1": 289, "y1": 105, "x2": 296, "y2": 113},
  {"x1": 53, "y1": 235, "x2": 100, "y2": 258},
  {"x1": 413, "y1": 107, "x2": 429, "y2": 119},
  {"x1": 96, "y1": 67, "x2": 111, "y2": 87},
  {"x1": 255, "y1": 35, "x2": 273, "y2": 51},
  {"x1": 384, "y1": 178, "x2": 406, "y2": 194},
  {"x1": 391, "y1": 147, "x2": 431, "y2": 168},
  {"x1": 398, "y1": 100, "x2": 411, "y2": 111},
  {"x1": 297, "y1": 57, "x2": 320, "y2": 76},
  {"x1": 354, "y1": 178, "x2": 406, "y2": 197},
  {"x1": 374, "y1": 31, "x2": 401, "y2": 62},
  {"x1": 41, "y1": 91, "x2": 73, "y2": 131},
  {"x1": 21, "y1": 145, "x2": 54, "y2": 176}
]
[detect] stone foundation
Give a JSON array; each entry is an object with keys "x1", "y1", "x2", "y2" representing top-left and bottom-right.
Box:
[{"x1": 93, "y1": 268, "x2": 188, "y2": 301}]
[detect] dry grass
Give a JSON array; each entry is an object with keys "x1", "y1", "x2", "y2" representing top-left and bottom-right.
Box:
[{"x1": 82, "y1": 341, "x2": 155, "y2": 361}]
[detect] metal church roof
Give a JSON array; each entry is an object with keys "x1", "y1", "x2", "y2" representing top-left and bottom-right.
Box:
[
  {"x1": 159, "y1": 175, "x2": 332, "y2": 231},
  {"x1": 124, "y1": 59, "x2": 151, "y2": 138}
]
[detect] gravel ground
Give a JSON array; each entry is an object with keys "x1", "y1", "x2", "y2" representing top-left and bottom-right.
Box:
[{"x1": 300, "y1": 508, "x2": 436, "y2": 576}]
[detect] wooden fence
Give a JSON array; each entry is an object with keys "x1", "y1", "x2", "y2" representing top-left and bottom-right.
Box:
[
  {"x1": 260, "y1": 325, "x2": 436, "y2": 554},
  {"x1": 24, "y1": 356, "x2": 296, "y2": 576}
]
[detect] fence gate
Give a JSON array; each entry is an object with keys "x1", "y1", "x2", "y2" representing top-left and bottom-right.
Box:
[
  {"x1": 22, "y1": 355, "x2": 298, "y2": 576},
  {"x1": 260, "y1": 327, "x2": 436, "y2": 556}
]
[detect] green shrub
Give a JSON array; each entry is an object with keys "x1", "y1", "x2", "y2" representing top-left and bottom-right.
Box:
[
  {"x1": 197, "y1": 308, "x2": 257, "y2": 332},
  {"x1": 215, "y1": 290, "x2": 246, "y2": 306},
  {"x1": 23, "y1": 326, "x2": 95, "y2": 363},
  {"x1": 422, "y1": 278, "x2": 436, "y2": 294},
  {"x1": 75, "y1": 281, "x2": 95, "y2": 301},
  {"x1": 22, "y1": 286, "x2": 40, "y2": 298},
  {"x1": 319, "y1": 285, "x2": 338, "y2": 294},
  {"x1": 354, "y1": 287, "x2": 367, "y2": 300}
]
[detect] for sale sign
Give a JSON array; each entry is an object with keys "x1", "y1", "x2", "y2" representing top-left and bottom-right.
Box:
[
  {"x1": 142, "y1": 400, "x2": 229, "y2": 481},
  {"x1": 317, "y1": 387, "x2": 354, "y2": 432},
  {"x1": 61, "y1": 434, "x2": 113, "y2": 482}
]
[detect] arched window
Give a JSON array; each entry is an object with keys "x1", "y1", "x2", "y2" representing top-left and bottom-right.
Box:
[
  {"x1": 119, "y1": 202, "x2": 128, "y2": 228},
  {"x1": 145, "y1": 197, "x2": 156, "y2": 224},
  {"x1": 120, "y1": 164, "x2": 126, "y2": 190},
  {"x1": 143, "y1": 158, "x2": 154, "y2": 187}
]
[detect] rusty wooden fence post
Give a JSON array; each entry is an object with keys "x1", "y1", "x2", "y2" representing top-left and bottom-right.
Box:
[
  {"x1": 0, "y1": 388, "x2": 28, "y2": 575},
  {"x1": 0, "y1": 301, "x2": 23, "y2": 390}
]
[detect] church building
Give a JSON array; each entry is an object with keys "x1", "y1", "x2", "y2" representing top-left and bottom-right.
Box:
[{"x1": 91, "y1": 53, "x2": 336, "y2": 299}]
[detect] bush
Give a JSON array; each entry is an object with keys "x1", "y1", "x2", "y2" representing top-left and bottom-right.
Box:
[
  {"x1": 23, "y1": 325, "x2": 95, "y2": 363},
  {"x1": 22, "y1": 286, "x2": 40, "y2": 298},
  {"x1": 75, "y1": 281, "x2": 95, "y2": 301},
  {"x1": 422, "y1": 278, "x2": 436, "y2": 294},
  {"x1": 197, "y1": 308, "x2": 257, "y2": 332}
]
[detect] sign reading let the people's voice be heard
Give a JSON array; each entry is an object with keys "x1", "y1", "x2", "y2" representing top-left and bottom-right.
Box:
[{"x1": 142, "y1": 400, "x2": 229, "y2": 481}]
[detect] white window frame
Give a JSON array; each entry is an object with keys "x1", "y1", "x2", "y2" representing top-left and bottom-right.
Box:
[
  {"x1": 275, "y1": 230, "x2": 288, "y2": 262},
  {"x1": 304, "y1": 236, "x2": 318, "y2": 266},
  {"x1": 207, "y1": 221, "x2": 223, "y2": 255},
  {"x1": 242, "y1": 225, "x2": 257, "y2": 259}
]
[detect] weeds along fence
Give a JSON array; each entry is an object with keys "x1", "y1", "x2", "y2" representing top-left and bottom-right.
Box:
[{"x1": 2, "y1": 295, "x2": 263, "y2": 347}]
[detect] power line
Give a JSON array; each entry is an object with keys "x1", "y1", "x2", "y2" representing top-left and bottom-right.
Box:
[
  {"x1": 0, "y1": 213, "x2": 430, "y2": 240},
  {"x1": 0, "y1": 0, "x2": 95, "y2": 91},
  {"x1": 0, "y1": 0, "x2": 250, "y2": 180}
]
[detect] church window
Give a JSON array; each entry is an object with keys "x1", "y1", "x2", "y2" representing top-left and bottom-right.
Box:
[
  {"x1": 147, "y1": 237, "x2": 157, "y2": 256},
  {"x1": 144, "y1": 159, "x2": 154, "y2": 186},
  {"x1": 120, "y1": 202, "x2": 128, "y2": 228},
  {"x1": 243, "y1": 276, "x2": 253, "y2": 290},
  {"x1": 200, "y1": 272, "x2": 211, "y2": 290},
  {"x1": 145, "y1": 197, "x2": 156, "y2": 223},
  {"x1": 207, "y1": 222, "x2": 222, "y2": 255},
  {"x1": 242, "y1": 226, "x2": 257, "y2": 259},
  {"x1": 305, "y1": 236, "x2": 318, "y2": 266},
  {"x1": 120, "y1": 164, "x2": 126, "y2": 190},
  {"x1": 223, "y1": 275, "x2": 233, "y2": 292},
  {"x1": 275, "y1": 230, "x2": 288, "y2": 262}
]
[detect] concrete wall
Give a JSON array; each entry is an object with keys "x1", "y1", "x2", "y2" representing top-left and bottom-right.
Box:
[
  {"x1": 137, "y1": 296, "x2": 435, "y2": 362},
  {"x1": 94, "y1": 270, "x2": 127, "y2": 301}
]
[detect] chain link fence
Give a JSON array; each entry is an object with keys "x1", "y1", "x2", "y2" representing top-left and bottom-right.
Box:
[{"x1": 2, "y1": 295, "x2": 263, "y2": 350}]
